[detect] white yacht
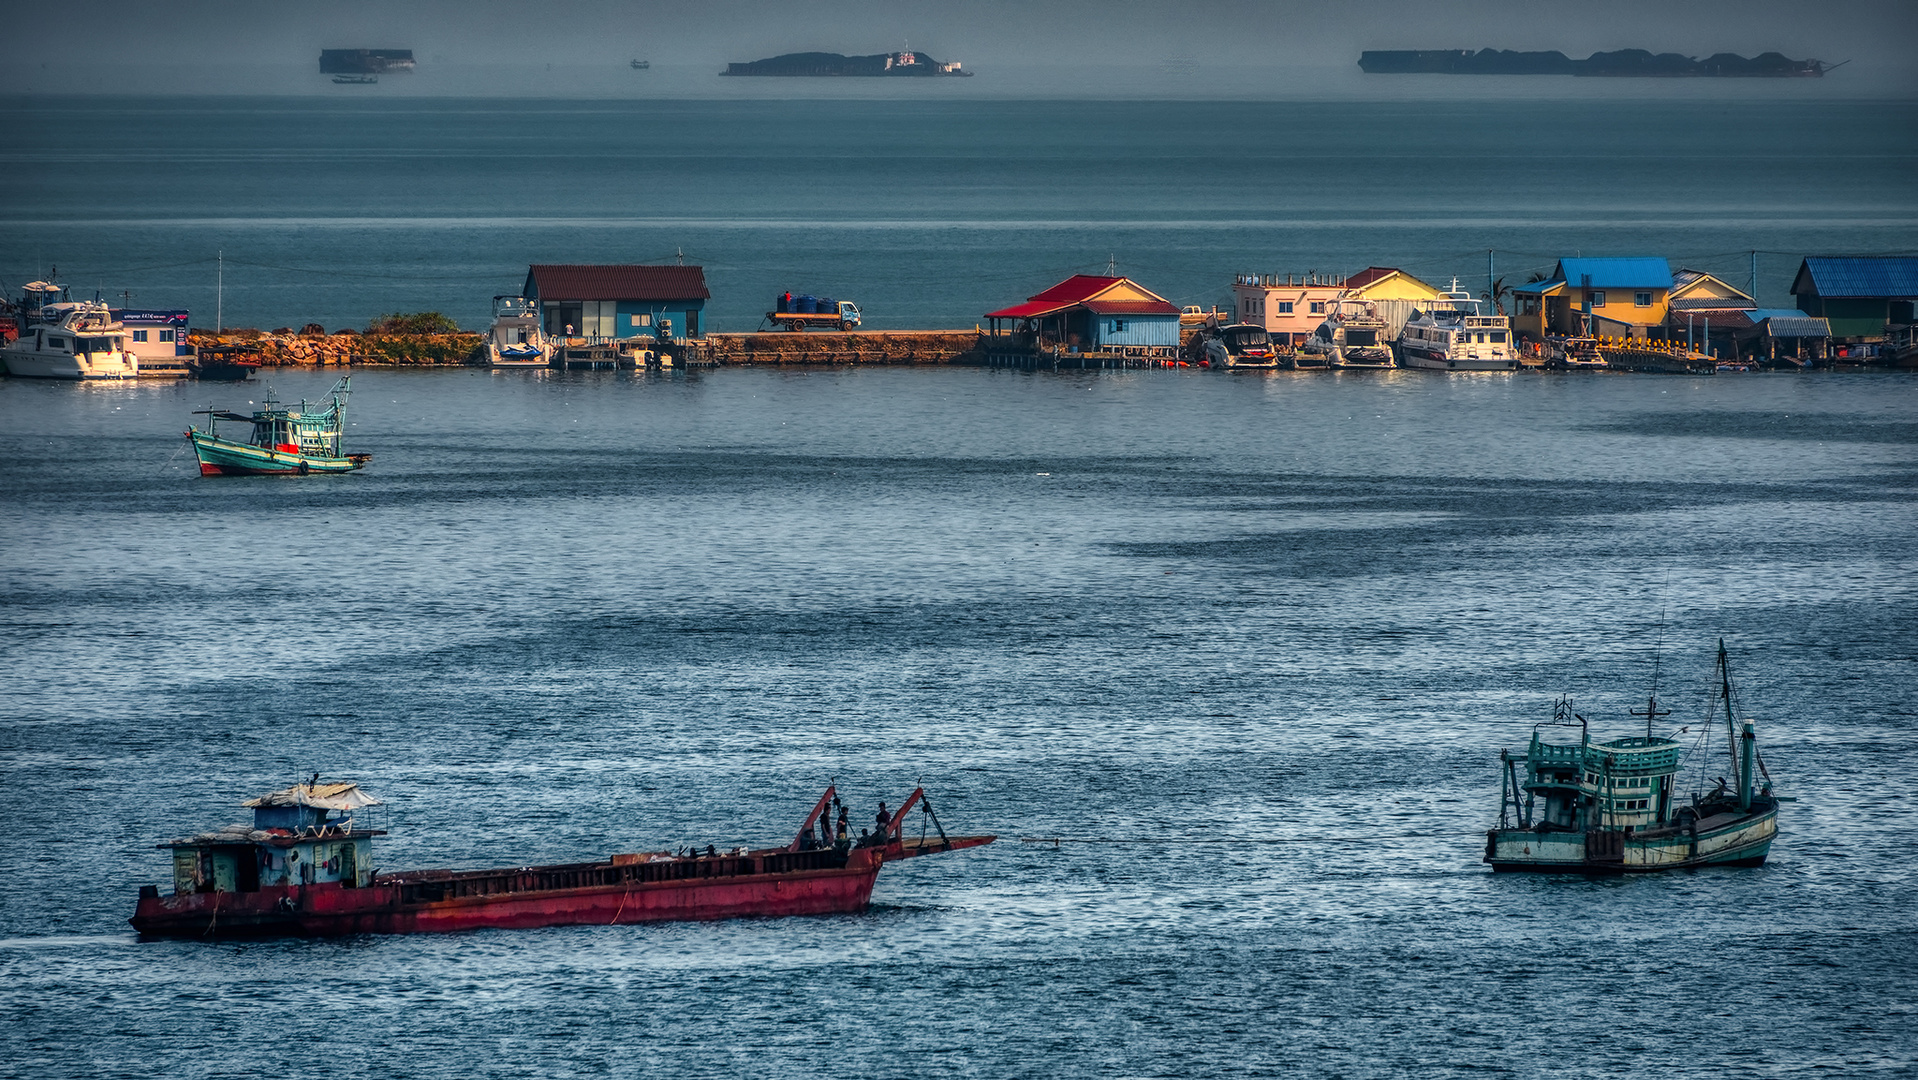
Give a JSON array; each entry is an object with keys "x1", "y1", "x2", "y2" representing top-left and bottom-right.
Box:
[
  {"x1": 484, "y1": 296, "x2": 551, "y2": 367},
  {"x1": 1396, "y1": 279, "x2": 1518, "y2": 371},
  {"x1": 1304, "y1": 297, "x2": 1396, "y2": 369},
  {"x1": 1, "y1": 282, "x2": 139, "y2": 379}
]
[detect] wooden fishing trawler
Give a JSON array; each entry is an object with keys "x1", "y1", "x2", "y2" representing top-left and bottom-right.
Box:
[
  {"x1": 1485, "y1": 641, "x2": 1780, "y2": 873},
  {"x1": 130, "y1": 781, "x2": 991, "y2": 939},
  {"x1": 185, "y1": 376, "x2": 370, "y2": 475}
]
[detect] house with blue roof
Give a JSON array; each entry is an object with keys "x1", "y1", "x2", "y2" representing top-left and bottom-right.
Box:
[
  {"x1": 1510, "y1": 257, "x2": 1674, "y2": 340},
  {"x1": 1790, "y1": 257, "x2": 1918, "y2": 342}
]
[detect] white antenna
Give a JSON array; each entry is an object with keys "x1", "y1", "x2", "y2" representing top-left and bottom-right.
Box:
[{"x1": 1107, "y1": 253, "x2": 1116, "y2": 276}]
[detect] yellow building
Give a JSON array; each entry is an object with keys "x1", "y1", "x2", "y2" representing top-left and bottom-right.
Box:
[
  {"x1": 1511, "y1": 258, "x2": 1673, "y2": 340},
  {"x1": 1342, "y1": 266, "x2": 1445, "y2": 303}
]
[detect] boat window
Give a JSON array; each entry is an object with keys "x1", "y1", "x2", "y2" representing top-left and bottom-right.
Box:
[
  {"x1": 1490, "y1": 332, "x2": 1506, "y2": 343},
  {"x1": 48, "y1": 336, "x2": 68, "y2": 350}
]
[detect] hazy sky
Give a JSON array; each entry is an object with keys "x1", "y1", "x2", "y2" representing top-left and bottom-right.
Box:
[{"x1": 7, "y1": 0, "x2": 1914, "y2": 97}]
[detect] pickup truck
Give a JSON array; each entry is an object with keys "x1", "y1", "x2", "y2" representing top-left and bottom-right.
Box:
[{"x1": 767, "y1": 299, "x2": 861, "y2": 331}]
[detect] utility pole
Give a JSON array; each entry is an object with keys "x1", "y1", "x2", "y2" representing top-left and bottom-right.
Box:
[
  {"x1": 1487, "y1": 249, "x2": 1495, "y2": 312},
  {"x1": 1749, "y1": 250, "x2": 1758, "y2": 304},
  {"x1": 216, "y1": 251, "x2": 223, "y2": 332}
]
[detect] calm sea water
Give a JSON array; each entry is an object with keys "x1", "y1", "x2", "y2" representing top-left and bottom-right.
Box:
[
  {"x1": 3, "y1": 97, "x2": 1917, "y2": 1078},
  {"x1": 2, "y1": 365, "x2": 1915, "y2": 1078}
]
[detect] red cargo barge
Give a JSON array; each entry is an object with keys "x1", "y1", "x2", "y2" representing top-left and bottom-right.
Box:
[{"x1": 131, "y1": 781, "x2": 991, "y2": 939}]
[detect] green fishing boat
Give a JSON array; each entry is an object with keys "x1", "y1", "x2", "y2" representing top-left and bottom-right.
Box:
[
  {"x1": 1485, "y1": 641, "x2": 1780, "y2": 873},
  {"x1": 186, "y1": 376, "x2": 371, "y2": 476}
]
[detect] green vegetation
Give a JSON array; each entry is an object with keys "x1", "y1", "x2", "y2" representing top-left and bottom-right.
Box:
[{"x1": 366, "y1": 311, "x2": 461, "y2": 335}]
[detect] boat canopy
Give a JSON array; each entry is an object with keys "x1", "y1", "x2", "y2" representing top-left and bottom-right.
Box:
[{"x1": 243, "y1": 781, "x2": 382, "y2": 812}]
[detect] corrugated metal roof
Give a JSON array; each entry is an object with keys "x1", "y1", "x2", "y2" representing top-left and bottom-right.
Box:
[
  {"x1": 1512, "y1": 279, "x2": 1565, "y2": 294},
  {"x1": 526, "y1": 264, "x2": 710, "y2": 301},
  {"x1": 1030, "y1": 275, "x2": 1125, "y2": 304},
  {"x1": 1556, "y1": 257, "x2": 1672, "y2": 289},
  {"x1": 1083, "y1": 299, "x2": 1180, "y2": 316},
  {"x1": 1760, "y1": 316, "x2": 1831, "y2": 337},
  {"x1": 1669, "y1": 297, "x2": 1756, "y2": 311},
  {"x1": 985, "y1": 300, "x2": 1074, "y2": 319},
  {"x1": 986, "y1": 274, "x2": 1175, "y2": 320},
  {"x1": 1343, "y1": 267, "x2": 1397, "y2": 291},
  {"x1": 1794, "y1": 257, "x2": 1918, "y2": 299}
]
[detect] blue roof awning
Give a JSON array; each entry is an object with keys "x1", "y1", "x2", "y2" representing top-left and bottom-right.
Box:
[
  {"x1": 1556, "y1": 257, "x2": 1672, "y2": 289},
  {"x1": 1796, "y1": 257, "x2": 1918, "y2": 299}
]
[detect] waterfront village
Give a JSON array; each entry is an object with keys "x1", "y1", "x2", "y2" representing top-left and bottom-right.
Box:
[{"x1": 3, "y1": 254, "x2": 1915, "y2": 381}]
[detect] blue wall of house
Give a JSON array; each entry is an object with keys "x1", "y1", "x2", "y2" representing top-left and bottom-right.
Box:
[
  {"x1": 614, "y1": 299, "x2": 704, "y2": 338},
  {"x1": 1091, "y1": 315, "x2": 1180, "y2": 348}
]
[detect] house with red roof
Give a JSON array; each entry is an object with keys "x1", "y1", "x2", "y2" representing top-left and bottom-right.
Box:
[
  {"x1": 523, "y1": 264, "x2": 710, "y2": 341},
  {"x1": 984, "y1": 275, "x2": 1182, "y2": 354}
]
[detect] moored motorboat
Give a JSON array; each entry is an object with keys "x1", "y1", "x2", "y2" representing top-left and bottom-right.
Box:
[
  {"x1": 1306, "y1": 297, "x2": 1397, "y2": 369},
  {"x1": 1485, "y1": 641, "x2": 1780, "y2": 873},
  {"x1": 1201, "y1": 323, "x2": 1281, "y2": 369},
  {"x1": 0, "y1": 282, "x2": 140, "y2": 379},
  {"x1": 484, "y1": 295, "x2": 553, "y2": 367},
  {"x1": 1397, "y1": 279, "x2": 1519, "y2": 371},
  {"x1": 185, "y1": 376, "x2": 370, "y2": 475},
  {"x1": 130, "y1": 781, "x2": 992, "y2": 939},
  {"x1": 187, "y1": 344, "x2": 262, "y2": 381}
]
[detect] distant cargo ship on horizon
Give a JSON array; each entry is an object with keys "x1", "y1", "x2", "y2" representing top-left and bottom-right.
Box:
[
  {"x1": 1359, "y1": 49, "x2": 1831, "y2": 77},
  {"x1": 724, "y1": 50, "x2": 970, "y2": 77},
  {"x1": 319, "y1": 49, "x2": 417, "y2": 76}
]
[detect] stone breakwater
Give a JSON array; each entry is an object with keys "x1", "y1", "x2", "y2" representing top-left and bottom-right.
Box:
[
  {"x1": 698, "y1": 330, "x2": 984, "y2": 365},
  {"x1": 188, "y1": 330, "x2": 483, "y2": 366}
]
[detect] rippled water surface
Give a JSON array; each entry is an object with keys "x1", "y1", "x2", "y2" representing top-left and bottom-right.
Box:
[{"x1": 2, "y1": 365, "x2": 1915, "y2": 1077}]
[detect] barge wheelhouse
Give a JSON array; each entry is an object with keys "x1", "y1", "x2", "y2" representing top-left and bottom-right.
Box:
[{"x1": 1484, "y1": 641, "x2": 1780, "y2": 873}]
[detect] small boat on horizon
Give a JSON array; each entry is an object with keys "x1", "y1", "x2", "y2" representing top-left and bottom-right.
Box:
[
  {"x1": 1484, "y1": 640, "x2": 1781, "y2": 873},
  {"x1": 630, "y1": 59, "x2": 650, "y2": 69},
  {"x1": 185, "y1": 375, "x2": 370, "y2": 476},
  {"x1": 130, "y1": 780, "x2": 993, "y2": 939}
]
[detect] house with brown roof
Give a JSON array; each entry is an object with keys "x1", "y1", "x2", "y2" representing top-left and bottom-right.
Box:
[
  {"x1": 984, "y1": 275, "x2": 1182, "y2": 353},
  {"x1": 523, "y1": 264, "x2": 711, "y2": 341}
]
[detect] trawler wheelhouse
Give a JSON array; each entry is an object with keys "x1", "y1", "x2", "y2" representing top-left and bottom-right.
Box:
[{"x1": 1485, "y1": 641, "x2": 1780, "y2": 873}]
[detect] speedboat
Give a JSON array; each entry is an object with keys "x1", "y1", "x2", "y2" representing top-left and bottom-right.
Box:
[
  {"x1": 1201, "y1": 323, "x2": 1281, "y2": 369},
  {"x1": 0, "y1": 282, "x2": 139, "y2": 379},
  {"x1": 1397, "y1": 279, "x2": 1519, "y2": 371},
  {"x1": 484, "y1": 296, "x2": 552, "y2": 367}
]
